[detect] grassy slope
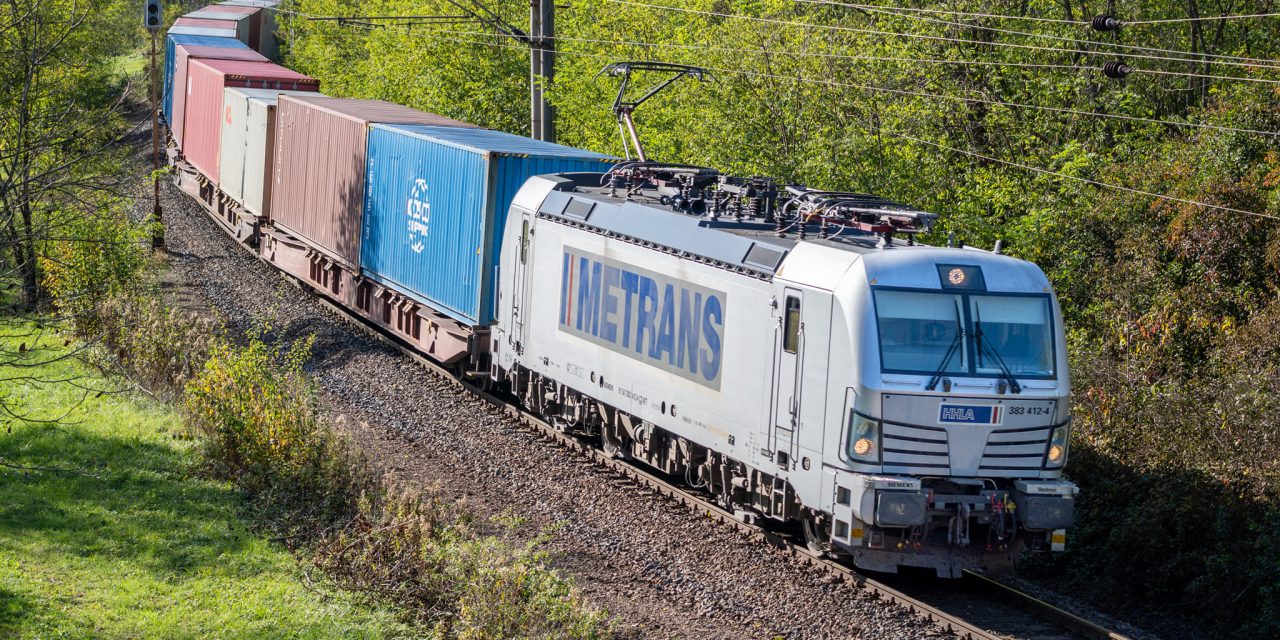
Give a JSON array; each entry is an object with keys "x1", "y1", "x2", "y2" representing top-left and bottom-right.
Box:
[{"x1": 0, "y1": 321, "x2": 406, "y2": 639}]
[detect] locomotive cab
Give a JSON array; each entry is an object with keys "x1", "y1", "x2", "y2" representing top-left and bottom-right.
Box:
[{"x1": 804, "y1": 245, "x2": 1077, "y2": 577}]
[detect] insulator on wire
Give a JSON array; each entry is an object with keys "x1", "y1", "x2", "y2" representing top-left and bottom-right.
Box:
[
  {"x1": 1102, "y1": 61, "x2": 1134, "y2": 79},
  {"x1": 1091, "y1": 14, "x2": 1122, "y2": 31}
]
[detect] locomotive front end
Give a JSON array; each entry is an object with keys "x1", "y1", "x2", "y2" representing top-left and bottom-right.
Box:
[{"x1": 825, "y1": 248, "x2": 1076, "y2": 578}]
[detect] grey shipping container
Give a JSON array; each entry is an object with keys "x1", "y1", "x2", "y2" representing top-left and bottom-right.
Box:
[
  {"x1": 218, "y1": 87, "x2": 322, "y2": 219},
  {"x1": 269, "y1": 95, "x2": 477, "y2": 268},
  {"x1": 362, "y1": 124, "x2": 616, "y2": 325}
]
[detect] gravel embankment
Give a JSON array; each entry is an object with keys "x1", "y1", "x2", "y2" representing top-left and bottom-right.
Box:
[{"x1": 156, "y1": 176, "x2": 954, "y2": 639}]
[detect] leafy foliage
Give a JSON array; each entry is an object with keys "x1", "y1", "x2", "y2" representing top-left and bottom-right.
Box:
[{"x1": 281, "y1": 0, "x2": 1280, "y2": 634}]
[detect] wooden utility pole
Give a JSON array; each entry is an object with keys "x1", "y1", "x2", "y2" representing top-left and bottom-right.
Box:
[
  {"x1": 149, "y1": 30, "x2": 163, "y2": 248},
  {"x1": 144, "y1": 0, "x2": 163, "y2": 248},
  {"x1": 530, "y1": 0, "x2": 555, "y2": 142}
]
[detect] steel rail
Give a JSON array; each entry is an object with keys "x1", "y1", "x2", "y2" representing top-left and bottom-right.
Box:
[{"x1": 174, "y1": 167, "x2": 1130, "y2": 640}]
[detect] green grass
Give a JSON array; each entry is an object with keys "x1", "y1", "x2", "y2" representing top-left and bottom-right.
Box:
[
  {"x1": 0, "y1": 321, "x2": 407, "y2": 639},
  {"x1": 110, "y1": 51, "x2": 148, "y2": 79}
]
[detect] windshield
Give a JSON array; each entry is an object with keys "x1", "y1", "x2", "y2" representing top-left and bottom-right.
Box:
[{"x1": 874, "y1": 288, "x2": 1056, "y2": 378}]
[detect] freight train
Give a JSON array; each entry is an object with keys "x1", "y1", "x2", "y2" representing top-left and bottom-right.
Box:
[{"x1": 161, "y1": 2, "x2": 1077, "y2": 578}]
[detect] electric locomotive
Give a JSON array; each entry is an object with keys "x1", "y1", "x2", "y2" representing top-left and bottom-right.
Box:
[{"x1": 491, "y1": 165, "x2": 1076, "y2": 577}]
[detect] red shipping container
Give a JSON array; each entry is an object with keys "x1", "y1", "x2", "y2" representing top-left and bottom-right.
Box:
[
  {"x1": 270, "y1": 95, "x2": 478, "y2": 268},
  {"x1": 200, "y1": 5, "x2": 262, "y2": 48},
  {"x1": 182, "y1": 59, "x2": 319, "y2": 181},
  {"x1": 174, "y1": 16, "x2": 240, "y2": 30},
  {"x1": 170, "y1": 44, "x2": 269, "y2": 147}
]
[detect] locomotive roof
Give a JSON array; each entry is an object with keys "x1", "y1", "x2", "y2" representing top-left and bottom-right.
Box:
[{"x1": 531, "y1": 173, "x2": 952, "y2": 280}]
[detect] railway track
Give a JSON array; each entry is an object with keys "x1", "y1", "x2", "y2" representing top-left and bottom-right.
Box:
[
  {"x1": 287, "y1": 263, "x2": 1133, "y2": 640},
  {"x1": 175, "y1": 169, "x2": 1132, "y2": 640}
]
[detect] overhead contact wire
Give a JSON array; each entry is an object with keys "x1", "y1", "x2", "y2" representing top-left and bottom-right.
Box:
[
  {"x1": 284, "y1": 15, "x2": 1280, "y2": 221},
  {"x1": 804, "y1": 0, "x2": 1280, "y2": 71},
  {"x1": 610, "y1": 0, "x2": 1280, "y2": 72}
]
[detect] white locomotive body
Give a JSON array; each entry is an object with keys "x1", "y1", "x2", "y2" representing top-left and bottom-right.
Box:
[{"x1": 493, "y1": 173, "x2": 1076, "y2": 578}]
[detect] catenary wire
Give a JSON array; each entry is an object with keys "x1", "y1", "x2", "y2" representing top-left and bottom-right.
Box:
[
  {"x1": 787, "y1": 2, "x2": 1280, "y2": 28},
  {"x1": 404, "y1": 27, "x2": 1280, "y2": 137},
  {"x1": 273, "y1": 4, "x2": 1280, "y2": 82},
  {"x1": 791, "y1": 1, "x2": 1087, "y2": 25},
  {"x1": 610, "y1": 0, "x2": 1280, "y2": 72},
  {"x1": 801, "y1": 0, "x2": 1280, "y2": 69},
  {"x1": 1125, "y1": 11, "x2": 1280, "y2": 25},
  {"x1": 271, "y1": 15, "x2": 1280, "y2": 221}
]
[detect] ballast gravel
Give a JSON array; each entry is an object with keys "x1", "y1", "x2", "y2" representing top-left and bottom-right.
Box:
[{"x1": 158, "y1": 178, "x2": 955, "y2": 640}]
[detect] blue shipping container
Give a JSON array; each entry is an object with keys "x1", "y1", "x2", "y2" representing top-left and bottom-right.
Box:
[
  {"x1": 162, "y1": 33, "x2": 248, "y2": 126},
  {"x1": 362, "y1": 125, "x2": 616, "y2": 326}
]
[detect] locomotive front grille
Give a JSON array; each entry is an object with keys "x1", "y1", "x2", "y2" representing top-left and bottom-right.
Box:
[
  {"x1": 979, "y1": 426, "x2": 1053, "y2": 471},
  {"x1": 882, "y1": 420, "x2": 950, "y2": 472}
]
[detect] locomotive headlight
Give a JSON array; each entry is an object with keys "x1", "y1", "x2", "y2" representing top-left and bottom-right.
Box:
[
  {"x1": 848, "y1": 413, "x2": 881, "y2": 463},
  {"x1": 1045, "y1": 424, "x2": 1070, "y2": 468},
  {"x1": 854, "y1": 438, "x2": 874, "y2": 456}
]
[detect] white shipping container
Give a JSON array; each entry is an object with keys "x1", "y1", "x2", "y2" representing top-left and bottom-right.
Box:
[{"x1": 218, "y1": 87, "x2": 320, "y2": 219}]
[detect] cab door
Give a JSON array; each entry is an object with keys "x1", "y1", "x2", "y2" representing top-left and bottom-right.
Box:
[
  {"x1": 772, "y1": 287, "x2": 804, "y2": 465},
  {"x1": 507, "y1": 211, "x2": 535, "y2": 350}
]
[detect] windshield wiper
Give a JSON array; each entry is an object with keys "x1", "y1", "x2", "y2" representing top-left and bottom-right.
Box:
[
  {"x1": 925, "y1": 302, "x2": 965, "y2": 391},
  {"x1": 974, "y1": 305, "x2": 1022, "y2": 394}
]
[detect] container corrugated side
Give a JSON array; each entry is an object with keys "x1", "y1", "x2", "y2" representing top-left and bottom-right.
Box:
[
  {"x1": 201, "y1": 5, "x2": 262, "y2": 53},
  {"x1": 167, "y1": 25, "x2": 238, "y2": 39},
  {"x1": 219, "y1": 88, "x2": 319, "y2": 218},
  {"x1": 163, "y1": 34, "x2": 246, "y2": 126},
  {"x1": 360, "y1": 124, "x2": 616, "y2": 325},
  {"x1": 183, "y1": 60, "x2": 319, "y2": 181},
  {"x1": 219, "y1": 0, "x2": 280, "y2": 57},
  {"x1": 269, "y1": 96, "x2": 478, "y2": 269},
  {"x1": 181, "y1": 9, "x2": 253, "y2": 44},
  {"x1": 170, "y1": 44, "x2": 269, "y2": 146}
]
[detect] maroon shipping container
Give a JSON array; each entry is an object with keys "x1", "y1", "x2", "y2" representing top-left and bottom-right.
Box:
[
  {"x1": 270, "y1": 95, "x2": 478, "y2": 268},
  {"x1": 170, "y1": 44, "x2": 269, "y2": 147},
  {"x1": 200, "y1": 5, "x2": 262, "y2": 50},
  {"x1": 182, "y1": 59, "x2": 319, "y2": 181}
]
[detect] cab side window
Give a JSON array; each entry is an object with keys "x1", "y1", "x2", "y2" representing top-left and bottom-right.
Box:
[{"x1": 784, "y1": 296, "x2": 801, "y2": 353}]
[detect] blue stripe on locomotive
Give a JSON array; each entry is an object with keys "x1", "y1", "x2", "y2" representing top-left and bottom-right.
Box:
[
  {"x1": 360, "y1": 124, "x2": 615, "y2": 325},
  {"x1": 162, "y1": 33, "x2": 249, "y2": 127}
]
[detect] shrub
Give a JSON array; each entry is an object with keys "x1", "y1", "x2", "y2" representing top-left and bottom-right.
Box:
[
  {"x1": 40, "y1": 206, "x2": 155, "y2": 337},
  {"x1": 314, "y1": 488, "x2": 608, "y2": 639},
  {"x1": 183, "y1": 332, "x2": 607, "y2": 637}
]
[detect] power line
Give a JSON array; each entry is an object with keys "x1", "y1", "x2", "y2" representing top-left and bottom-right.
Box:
[
  {"x1": 1126, "y1": 12, "x2": 1280, "y2": 25},
  {"x1": 284, "y1": 12, "x2": 1280, "y2": 137},
  {"x1": 794, "y1": 1, "x2": 1085, "y2": 25},
  {"x1": 422, "y1": 28, "x2": 1280, "y2": 137},
  {"x1": 355, "y1": 22, "x2": 1280, "y2": 87},
  {"x1": 266, "y1": 23, "x2": 1280, "y2": 222},
  {"x1": 610, "y1": 0, "x2": 1280, "y2": 72},
  {"x1": 793, "y1": 1, "x2": 1280, "y2": 28},
  {"x1": 889, "y1": 130, "x2": 1280, "y2": 221},
  {"x1": 797, "y1": 0, "x2": 1280, "y2": 69}
]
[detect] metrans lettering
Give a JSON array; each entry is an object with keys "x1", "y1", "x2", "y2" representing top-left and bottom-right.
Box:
[{"x1": 559, "y1": 249, "x2": 725, "y2": 390}]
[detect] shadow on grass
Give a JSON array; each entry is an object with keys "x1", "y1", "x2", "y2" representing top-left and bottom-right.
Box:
[{"x1": 0, "y1": 421, "x2": 263, "y2": 578}]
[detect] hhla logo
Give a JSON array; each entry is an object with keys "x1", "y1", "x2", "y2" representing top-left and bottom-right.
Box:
[{"x1": 405, "y1": 178, "x2": 430, "y2": 253}]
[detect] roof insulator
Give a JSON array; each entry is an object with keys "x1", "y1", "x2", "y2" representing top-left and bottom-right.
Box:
[
  {"x1": 1102, "y1": 61, "x2": 1134, "y2": 79},
  {"x1": 1091, "y1": 14, "x2": 1122, "y2": 31}
]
